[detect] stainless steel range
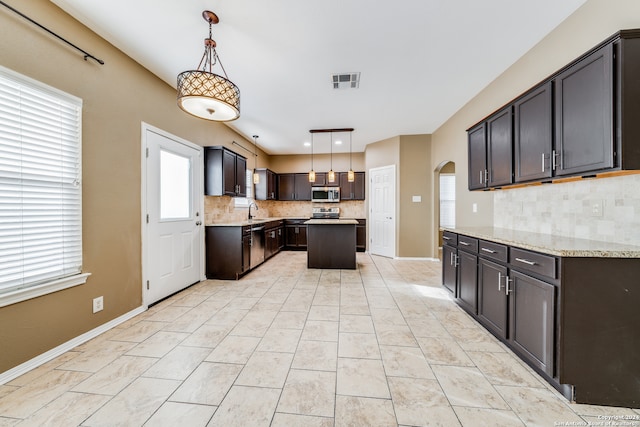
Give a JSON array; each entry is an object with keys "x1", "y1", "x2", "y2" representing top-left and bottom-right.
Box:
[{"x1": 311, "y1": 207, "x2": 340, "y2": 219}]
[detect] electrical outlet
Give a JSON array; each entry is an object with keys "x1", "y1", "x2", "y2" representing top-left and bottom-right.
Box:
[
  {"x1": 92, "y1": 296, "x2": 104, "y2": 313},
  {"x1": 591, "y1": 200, "x2": 604, "y2": 217}
]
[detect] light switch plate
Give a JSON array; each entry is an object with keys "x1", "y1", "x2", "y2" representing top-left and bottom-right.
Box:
[
  {"x1": 472, "y1": 203, "x2": 478, "y2": 213},
  {"x1": 412, "y1": 195, "x2": 421, "y2": 202}
]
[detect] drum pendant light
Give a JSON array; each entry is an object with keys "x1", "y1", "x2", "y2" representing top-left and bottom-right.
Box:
[{"x1": 177, "y1": 10, "x2": 240, "y2": 121}]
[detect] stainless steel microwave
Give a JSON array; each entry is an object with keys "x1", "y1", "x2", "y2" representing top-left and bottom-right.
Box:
[{"x1": 311, "y1": 186, "x2": 340, "y2": 203}]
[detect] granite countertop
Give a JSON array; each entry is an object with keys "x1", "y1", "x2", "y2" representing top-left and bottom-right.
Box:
[
  {"x1": 206, "y1": 217, "x2": 299, "y2": 227},
  {"x1": 304, "y1": 219, "x2": 359, "y2": 225},
  {"x1": 444, "y1": 226, "x2": 640, "y2": 258}
]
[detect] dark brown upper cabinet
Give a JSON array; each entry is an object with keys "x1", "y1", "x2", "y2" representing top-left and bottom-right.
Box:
[
  {"x1": 468, "y1": 29, "x2": 640, "y2": 190},
  {"x1": 277, "y1": 173, "x2": 312, "y2": 201},
  {"x1": 339, "y1": 172, "x2": 366, "y2": 200},
  {"x1": 487, "y1": 107, "x2": 513, "y2": 187},
  {"x1": 254, "y1": 168, "x2": 277, "y2": 200},
  {"x1": 554, "y1": 43, "x2": 613, "y2": 176},
  {"x1": 204, "y1": 146, "x2": 247, "y2": 197},
  {"x1": 514, "y1": 82, "x2": 553, "y2": 182},
  {"x1": 468, "y1": 123, "x2": 487, "y2": 190}
]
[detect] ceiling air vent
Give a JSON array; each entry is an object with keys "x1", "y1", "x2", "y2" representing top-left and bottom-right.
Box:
[{"x1": 332, "y1": 72, "x2": 360, "y2": 89}]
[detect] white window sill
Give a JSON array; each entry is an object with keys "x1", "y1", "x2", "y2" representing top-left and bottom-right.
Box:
[{"x1": 0, "y1": 273, "x2": 91, "y2": 308}]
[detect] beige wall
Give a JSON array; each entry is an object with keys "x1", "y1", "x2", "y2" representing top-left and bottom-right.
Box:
[
  {"x1": 430, "y1": 0, "x2": 640, "y2": 250},
  {"x1": 0, "y1": 0, "x2": 256, "y2": 373},
  {"x1": 269, "y1": 153, "x2": 365, "y2": 174},
  {"x1": 398, "y1": 135, "x2": 432, "y2": 257},
  {"x1": 365, "y1": 135, "x2": 434, "y2": 258}
]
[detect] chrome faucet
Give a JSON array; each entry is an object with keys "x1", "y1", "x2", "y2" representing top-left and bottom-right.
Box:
[{"x1": 248, "y1": 202, "x2": 258, "y2": 220}]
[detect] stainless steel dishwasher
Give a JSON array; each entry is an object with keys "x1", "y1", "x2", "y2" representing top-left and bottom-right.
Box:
[{"x1": 249, "y1": 225, "x2": 265, "y2": 269}]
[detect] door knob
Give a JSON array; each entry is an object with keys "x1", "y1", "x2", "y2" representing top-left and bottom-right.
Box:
[{"x1": 195, "y1": 221, "x2": 202, "y2": 226}]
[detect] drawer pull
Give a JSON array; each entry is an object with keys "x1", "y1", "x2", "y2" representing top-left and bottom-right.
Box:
[
  {"x1": 443, "y1": 236, "x2": 450, "y2": 240},
  {"x1": 481, "y1": 248, "x2": 496, "y2": 254},
  {"x1": 515, "y1": 257, "x2": 537, "y2": 266},
  {"x1": 460, "y1": 241, "x2": 470, "y2": 246}
]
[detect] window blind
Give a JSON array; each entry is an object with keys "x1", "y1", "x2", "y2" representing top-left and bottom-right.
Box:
[
  {"x1": 0, "y1": 66, "x2": 83, "y2": 295},
  {"x1": 439, "y1": 174, "x2": 455, "y2": 229}
]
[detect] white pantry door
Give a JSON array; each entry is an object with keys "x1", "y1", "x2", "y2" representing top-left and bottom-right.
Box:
[
  {"x1": 369, "y1": 165, "x2": 396, "y2": 258},
  {"x1": 144, "y1": 126, "x2": 203, "y2": 305}
]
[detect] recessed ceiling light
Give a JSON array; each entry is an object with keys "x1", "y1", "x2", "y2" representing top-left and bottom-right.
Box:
[{"x1": 303, "y1": 142, "x2": 311, "y2": 147}]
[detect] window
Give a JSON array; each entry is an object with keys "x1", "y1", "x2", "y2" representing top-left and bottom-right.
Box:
[
  {"x1": 439, "y1": 174, "x2": 455, "y2": 229},
  {"x1": 233, "y1": 168, "x2": 254, "y2": 207},
  {"x1": 0, "y1": 66, "x2": 89, "y2": 307}
]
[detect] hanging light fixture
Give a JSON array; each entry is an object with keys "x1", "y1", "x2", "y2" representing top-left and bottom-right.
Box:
[
  {"x1": 177, "y1": 10, "x2": 240, "y2": 121},
  {"x1": 348, "y1": 130, "x2": 355, "y2": 182},
  {"x1": 328, "y1": 132, "x2": 336, "y2": 183},
  {"x1": 252, "y1": 135, "x2": 260, "y2": 184},
  {"x1": 308, "y1": 132, "x2": 316, "y2": 183}
]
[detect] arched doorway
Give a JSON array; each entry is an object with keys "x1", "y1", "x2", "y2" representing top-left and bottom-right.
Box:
[{"x1": 433, "y1": 161, "x2": 455, "y2": 260}]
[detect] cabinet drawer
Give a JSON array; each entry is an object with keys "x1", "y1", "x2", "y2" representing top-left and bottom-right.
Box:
[
  {"x1": 478, "y1": 240, "x2": 508, "y2": 262},
  {"x1": 457, "y1": 235, "x2": 478, "y2": 253},
  {"x1": 510, "y1": 247, "x2": 557, "y2": 280},
  {"x1": 442, "y1": 231, "x2": 458, "y2": 246}
]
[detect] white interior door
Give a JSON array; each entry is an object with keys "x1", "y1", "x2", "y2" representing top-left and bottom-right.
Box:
[
  {"x1": 143, "y1": 125, "x2": 203, "y2": 305},
  {"x1": 369, "y1": 165, "x2": 396, "y2": 258}
]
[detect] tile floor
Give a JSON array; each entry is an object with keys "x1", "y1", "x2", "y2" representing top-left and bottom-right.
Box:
[{"x1": 0, "y1": 252, "x2": 639, "y2": 426}]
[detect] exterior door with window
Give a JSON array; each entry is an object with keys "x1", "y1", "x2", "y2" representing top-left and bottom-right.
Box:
[
  {"x1": 144, "y1": 126, "x2": 203, "y2": 305},
  {"x1": 369, "y1": 165, "x2": 396, "y2": 258}
]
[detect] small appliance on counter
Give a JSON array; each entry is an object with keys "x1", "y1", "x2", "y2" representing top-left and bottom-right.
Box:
[
  {"x1": 311, "y1": 207, "x2": 340, "y2": 219},
  {"x1": 311, "y1": 186, "x2": 340, "y2": 203}
]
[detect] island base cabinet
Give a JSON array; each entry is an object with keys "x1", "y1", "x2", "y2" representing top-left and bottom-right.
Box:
[
  {"x1": 477, "y1": 258, "x2": 508, "y2": 339},
  {"x1": 508, "y1": 271, "x2": 555, "y2": 377}
]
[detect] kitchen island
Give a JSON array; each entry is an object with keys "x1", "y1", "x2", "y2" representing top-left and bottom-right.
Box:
[{"x1": 304, "y1": 219, "x2": 358, "y2": 269}]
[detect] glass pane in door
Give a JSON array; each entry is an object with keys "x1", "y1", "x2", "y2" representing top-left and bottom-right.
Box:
[{"x1": 160, "y1": 149, "x2": 191, "y2": 219}]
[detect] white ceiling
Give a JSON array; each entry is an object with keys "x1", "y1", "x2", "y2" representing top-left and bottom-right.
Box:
[{"x1": 52, "y1": 0, "x2": 587, "y2": 155}]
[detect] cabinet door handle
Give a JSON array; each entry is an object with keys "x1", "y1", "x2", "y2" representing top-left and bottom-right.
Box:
[
  {"x1": 449, "y1": 252, "x2": 454, "y2": 266},
  {"x1": 479, "y1": 170, "x2": 483, "y2": 184},
  {"x1": 552, "y1": 150, "x2": 559, "y2": 171},
  {"x1": 485, "y1": 169, "x2": 489, "y2": 185},
  {"x1": 541, "y1": 153, "x2": 546, "y2": 172},
  {"x1": 505, "y1": 276, "x2": 513, "y2": 295},
  {"x1": 460, "y1": 241, "x2": 470, "y2": 246},
  {"x1": 498, "y1": 272, "x2": 504, "y2": 291},
  {"x1": 515, "y1": 257, "x2": 537, "y2": 266},
  {"x1": 453, "y1": 254, "x2": 459, "y2": 267},
  {"x1": 481, "y1": 248, "x2": 496, "y2": 254}
]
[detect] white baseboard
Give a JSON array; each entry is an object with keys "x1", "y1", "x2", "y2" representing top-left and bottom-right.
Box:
[
  {"x1": 0, "y1": 305, "x2": 147, "y2": 385},
  {"x1": 393, "y1": 257, "x2": 440, "y2": 261}
]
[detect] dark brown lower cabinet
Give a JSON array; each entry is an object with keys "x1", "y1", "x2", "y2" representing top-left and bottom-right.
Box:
[
  {"x1": 264, "y1": 224, "x2": 284, "y2": 260},
  {"x1": 284, "y1": 219, "x2": 308, "y2": 250},
  {"x1": 443, "y1": 230, "x2": 640, "y2": 408},
  {"x1": 456, "y1": 250, "x2": 477, "y2": 314},
  {"x1": 477, "y1": 258, "x2": 508, "y2": 339},
  {"x1": 356, "y1": 219, "x2": 366, "y2": 252},
  {"x1": 206, "y1": 226, "x2": 251, "y2": 280},
  {"x1": 442, "y1": 245, "x2": 457, "y2": 294},
  {"x1": 509, "y1": 270, "x2": 555, "y2": 377}
]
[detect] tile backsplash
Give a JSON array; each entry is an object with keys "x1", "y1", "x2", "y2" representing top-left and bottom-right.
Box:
[
  {"x1": 204, "y1": 196, "x2": 366, "y2": 224},
  {"x1": 493, "y1": 174, "x2": 640, "y2": 245}
]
